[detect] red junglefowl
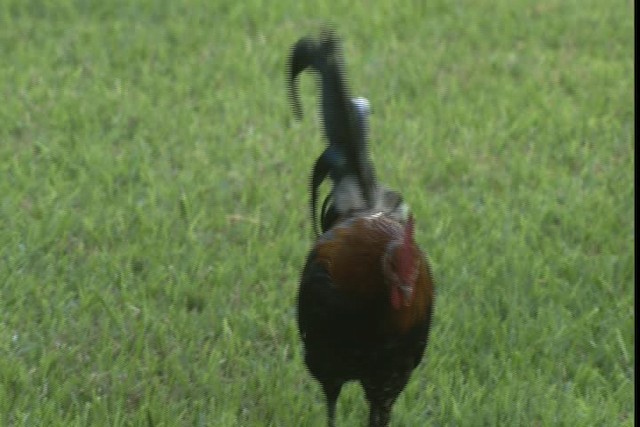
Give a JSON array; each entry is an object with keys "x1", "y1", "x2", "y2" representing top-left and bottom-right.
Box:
[{"x1": 288, "y1": 30, "x2": 435, "y2": 427}]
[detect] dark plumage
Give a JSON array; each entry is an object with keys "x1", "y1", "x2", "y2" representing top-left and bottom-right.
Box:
[
  {"x1": 287, "y1": 30, "x2": 404, "y2": 236},
  {"x1": 288, "y1": 31, "x2": 435, "y2": 427},
  {"x1": 298, "y1": 215, "x2": 434, "y2": 426}
]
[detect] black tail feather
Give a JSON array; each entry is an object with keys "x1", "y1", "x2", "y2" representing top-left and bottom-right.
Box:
[{"x1": 288, "y1": 30, "x2": 379, "y2": 234}]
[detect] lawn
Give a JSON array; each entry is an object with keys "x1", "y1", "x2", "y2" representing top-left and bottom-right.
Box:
[{"x1": 0, "y1": 0, "x2": 634, "y2": 425}]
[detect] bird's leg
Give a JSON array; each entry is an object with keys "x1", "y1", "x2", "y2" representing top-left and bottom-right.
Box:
[
  {"x1": 364, "y1": 385, "x2": 395, "y2": 427},
  {"x1": 367, "y1": 400, "x2": 392, "y2": 427},
  {"x1": 322, "y1": 381, "x2": 342, "y2": 427}
]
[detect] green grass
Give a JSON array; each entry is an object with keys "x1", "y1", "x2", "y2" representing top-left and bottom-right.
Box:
[{"x1": 0, "y1": 0, "x2": 633, "y2": 425}]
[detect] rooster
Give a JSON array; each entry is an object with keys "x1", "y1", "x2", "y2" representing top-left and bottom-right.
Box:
[{"x1": 288, "y1": 31, "x2": 435, "y2": 427}]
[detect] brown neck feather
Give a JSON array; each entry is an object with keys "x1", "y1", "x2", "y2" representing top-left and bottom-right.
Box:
[{"x1": 314, "y1": 215, "x2": 434, "y2": 333}]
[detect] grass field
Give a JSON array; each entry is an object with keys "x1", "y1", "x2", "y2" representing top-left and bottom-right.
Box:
[{"x1": 0, "y1": 0, "x2": 634, "y2": 425}]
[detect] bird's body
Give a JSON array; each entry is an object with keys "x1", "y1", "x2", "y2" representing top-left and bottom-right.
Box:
[
  {"x1": 288, "y1": 30, "x2": 435, "y2": 426},
  {"x1": 298, "y1": 215, "x2": 434, "y2": 426}
]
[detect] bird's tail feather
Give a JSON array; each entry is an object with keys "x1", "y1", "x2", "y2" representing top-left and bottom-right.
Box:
[{"x1": 288, "y1": 30, "x2": 379, "y2": 234}]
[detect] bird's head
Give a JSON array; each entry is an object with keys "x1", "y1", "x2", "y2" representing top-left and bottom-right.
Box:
[{"x1": 383, "y1": 216, "x2": 419, "y2": 310}]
